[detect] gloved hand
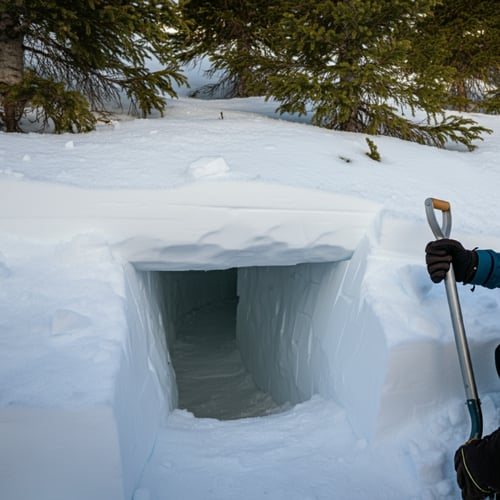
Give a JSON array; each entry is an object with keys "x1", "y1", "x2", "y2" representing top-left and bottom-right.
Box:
[
  {"x1": 454, "y1": 436, "x2": 499, "y2": 500},
  {"x1": 425, "y1": 239, "x2": 478, "y2": 284}
]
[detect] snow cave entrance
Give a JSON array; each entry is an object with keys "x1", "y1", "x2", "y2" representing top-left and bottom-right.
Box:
[
  {"x1": 166, "y1": 268, "x2": 280, "y2": 420},
  {"x1": 154, "y1": 261, "x2": 341, "y2": 421}
]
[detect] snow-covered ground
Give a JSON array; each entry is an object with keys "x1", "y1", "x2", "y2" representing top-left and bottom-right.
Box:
[{"x1": 1, "y1": 67, "x2": 500, "y2": 500}]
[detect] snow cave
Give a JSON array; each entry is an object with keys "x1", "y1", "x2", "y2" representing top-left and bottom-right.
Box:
[
  {"x1": 4, "y1": 179, "x2": 499, "y2": 500},
  {"x1": 135, "y1": 263, "x2": 347, "y2": 421}
]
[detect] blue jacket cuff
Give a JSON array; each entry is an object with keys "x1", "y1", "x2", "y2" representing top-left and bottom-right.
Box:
[{"x1": 472, "y1": 250, "x2": 499, "y2": 288}]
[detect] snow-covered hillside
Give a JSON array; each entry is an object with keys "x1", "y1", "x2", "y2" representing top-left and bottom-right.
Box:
[{"x1": 1, "y1": 72, "x2": 500, "y2": 500}]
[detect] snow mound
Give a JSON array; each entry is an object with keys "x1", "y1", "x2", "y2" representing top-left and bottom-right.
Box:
[{"x1": 187, "y1": 156, "x2": 230, "y2": 178}]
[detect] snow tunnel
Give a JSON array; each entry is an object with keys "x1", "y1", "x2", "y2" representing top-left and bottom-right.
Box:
[
  {"x1": 102, "y1": 181, "x2": 386, "y2": 499},
  {"x1": 117, "y1": 235, "x2": 396, "y2": 500},
  {"x1": 137, "y1": 263, "x2": 350, "y2": 421}
]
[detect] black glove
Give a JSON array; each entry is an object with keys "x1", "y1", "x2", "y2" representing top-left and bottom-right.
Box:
[
  {"x1": 425, "y1": 239, "x2": 477, "y2": 284},
  {"x1": 454, "y1": 436, "x2": 500, "y2": 500}
]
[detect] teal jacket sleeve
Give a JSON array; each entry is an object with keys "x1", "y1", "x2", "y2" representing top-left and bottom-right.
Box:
[{"x1": 471, "y1": 250, "x2": 500, "y2": 289}]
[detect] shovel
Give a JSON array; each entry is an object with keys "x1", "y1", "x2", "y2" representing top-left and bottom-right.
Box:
[{"x1": 425, "y1": 197, "x2": 483, "y2": 440}]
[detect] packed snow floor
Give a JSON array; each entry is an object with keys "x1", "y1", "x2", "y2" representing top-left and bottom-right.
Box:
[
  {"x1": 171, "y1": 300, "x2": 281, "y2": 420},
  {"x1": 138, "y1": 399, "x2": 417, "y2": 500}
]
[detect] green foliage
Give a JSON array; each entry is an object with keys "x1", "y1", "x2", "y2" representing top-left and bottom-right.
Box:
[
  {"x1": 175, "y1": 0, "x2": 276, "y2": 97},
  {"x1": 482, "y1": 89, "x2": 500, "y2": 114},
  {"x1": 260, "y1": 0, "x2": 436, "y2": 112},
  {"x1": 1, "y1": 71, "x2": 96, "y2": 133},
  {"x1": 365, "y1": 138, "x2": 381, "y2": 162},
  {"x1": 256, "y1": 0, "x2": 491, "y2": 150},
  {"x1": 410, "y1": 0, "x2": 500, "y2": 112},
  {"x1": 1, "y1": 0, "x2": 186, "y2": 132},
  {"x1": 174, "y1": 0, "x2": 495, "y2": 150},
  {"x1": 360, "y1": 104, "x2": 491, "y2": 151},
  {"x1": 419, "y1": 115, "x2": 492, "y2": 151}
]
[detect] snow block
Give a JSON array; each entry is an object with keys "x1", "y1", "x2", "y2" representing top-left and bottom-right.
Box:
[{"x1": 187, "y1": 156, "x2": 230, "y2": 178}]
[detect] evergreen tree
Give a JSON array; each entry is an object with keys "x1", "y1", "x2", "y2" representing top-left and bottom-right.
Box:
[
  {"x1": 176, "y1": 0, "x2": 274, "y2": 97},
  {"x1": 0, "y1": 0, "x2": 186, "y2": 133},
  {"x1": 411, "y1": 0, "x2": 500, "y2": 112},
  {"x1": 254, "y1": 0, "x2": 490, "y2": 150}
]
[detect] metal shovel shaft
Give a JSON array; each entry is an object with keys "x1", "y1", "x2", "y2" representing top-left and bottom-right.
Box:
[
  {"x1": 443, "y1": 266, "x2": 482, "y2": 439},
  {"x1": 425, "y1": 198, "x2": 482, "y2": 440}
]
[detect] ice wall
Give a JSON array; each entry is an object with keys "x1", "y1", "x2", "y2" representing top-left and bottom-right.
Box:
[
  {"x1": 237, "y1": 262, "x2": 346, "y2": 404},
  {"x1": 115, "y1": 266, "x2": 178, "y2": 500},
  {"x1": 162, "y1": 269, "x2": 237, "y2": 324},
  {"x1": 236, "y1": 251, "x2": 390, "y2": 437}
]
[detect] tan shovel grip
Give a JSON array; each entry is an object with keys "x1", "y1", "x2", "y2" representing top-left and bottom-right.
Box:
[{"x1": 430, "y1": 198, "x2": 450, "y2": 212}]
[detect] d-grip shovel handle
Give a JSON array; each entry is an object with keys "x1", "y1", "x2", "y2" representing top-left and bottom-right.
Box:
[
  {"x1": 425, "y1": 197, "x2": 483, "y2": 441},
  {"x1": 424, "y1": 197, "x2": 452, "y2": 240}
]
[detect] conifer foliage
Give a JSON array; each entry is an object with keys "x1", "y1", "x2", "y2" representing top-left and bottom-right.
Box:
[
  {"x1": 0, "y1": 0, "x2": 185, "y2": 132},
  {"x1": 2, "y1": 0, "x2": 497, "y2": 147},
  {"x1": 255, "y1": 0, "x2": 490, "y2": 149},
  {"x1": 178, "y1": 0, "x2": 495, "y2": 150},
  {"x1": 412, "y1": 0, "x2": 500, "y2": 112},
  {"x1": 176, "y1": 0, "x2": 273, "y2": 98}
]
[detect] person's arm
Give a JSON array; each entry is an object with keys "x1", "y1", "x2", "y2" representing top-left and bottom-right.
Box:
[
  {"x1": 425, "y1": 239, "x2": 500, "y2": 289},
  {"x1": 471, "y1": 249, "x2": 500, "y2": 289}
]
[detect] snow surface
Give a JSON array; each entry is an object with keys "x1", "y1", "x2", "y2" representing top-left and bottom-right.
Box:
[{"x1": 1, "y1": 67, "x2": 500, "y2": 500}]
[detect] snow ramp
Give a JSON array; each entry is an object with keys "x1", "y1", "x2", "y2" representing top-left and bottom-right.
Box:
[{"x1": 1, "y1": 179, "x2": 499, "y2": 499}]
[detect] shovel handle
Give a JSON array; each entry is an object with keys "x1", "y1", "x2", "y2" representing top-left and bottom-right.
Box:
[
  {"x1": 424, "y1": 197, "x2": 482, "y2": 440},
  {"x1": 425, "y1": 197, "x2": 452, "y2": 239},
  {"x1": 429, "y1": 198, "x2": 450, "y2": 212}
]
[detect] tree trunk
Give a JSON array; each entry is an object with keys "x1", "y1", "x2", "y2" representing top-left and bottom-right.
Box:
[
  {"x1": 337, "y1": 48, "x2": 360, "y2": 132},
  {"x1": 0, "y1": 13, "x2": 24, "y2": 132},
  {"x1": 455, "y1": 79, "x2": 467, "y2": 112}
]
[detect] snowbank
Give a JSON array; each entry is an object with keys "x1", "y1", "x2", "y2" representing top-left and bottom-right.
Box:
[{"x1": 0, "y1": 236, "x2": 127, "y2": 500}]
